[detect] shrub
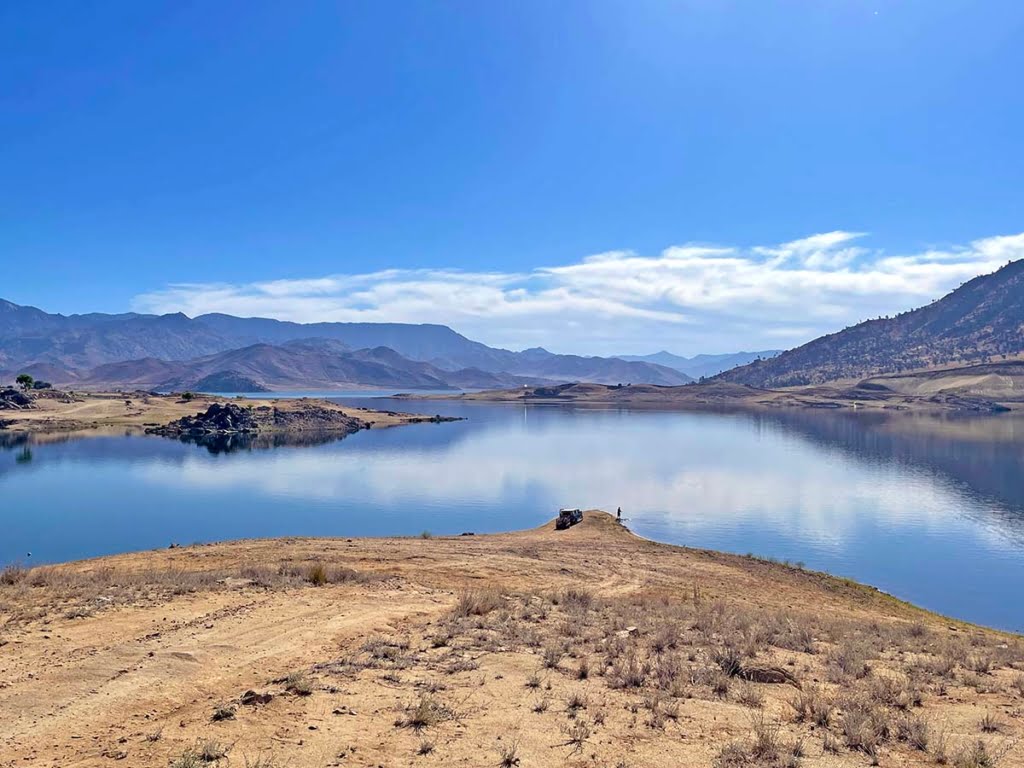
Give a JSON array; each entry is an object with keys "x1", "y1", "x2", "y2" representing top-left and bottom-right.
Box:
[
  {"x1": 542, "y1": 644, "x2": 563, "y2": 669},
  {"x1": 198, "y1": 740, "x2": 229, "y2": 762},
  {"x1": 560, "y1": 588, "x2": 594, "y2": 612},
  {"x1": 735, "y1": 681, "x2": 765, "y2": 709},
  {"x1": 828, "y1": 639, "x2": 871, "y2": 680},
  {"x1": 0, "y1": 564, "x2": 27, "y2": 586},
  {"x1": 822, "y1": 731, "x2": 842, "y2": 754},
  {"x1": 452, "y1": 587, "x2": 502, "y2": 618},
  {"x1": 243, "y1": 755, "x2": 282, "y2": 768},
  {"x1": 897, "y1": 712, "x2": 930, "y2": 751},
  {"x1": 790, "y1": 684, "x2": 831, "y2": 726},
  {"x1": 285, "y1": 671, "x2": 313, "y2": 696},
  {"x1": 607, "y1": 651, "x2": 649, "y2": 689},
  {"x1": 840, "y1": 695, "x2": 889, "y2": 755},
  {"x1": 749, "y1": 712, "x2": 781, "y2": 761},
  {"x1": 306, "y1": 563, "x2": 327, "y2": 586},
  {"x1": 169, "y1": 740, "x2": 228, "y2": 766},
  {"x1": 565, "y1": 689, "x2": 588, "y2": 713},
  {"x1": 714, "y1": 741, "x2": 750, "y2": 767},
  {"x1": 498, "y1": 739, "x2": 521, "y2": 767},
  {"x1": 979, "y1": 711, "x2": 1001, "y2": 733},
  {"x1": 560, "y1": 719, "x2": 591, "y2": 755},
  {"x1": 712, "y1": 644, "x2": 743, "y2": 677},
  {"x1": 399, "y1": 693, "x2": 456, "y2": 730},
  {"x1": 953, "y1": 739, "x2": 1009, "y2": 768},
  {"x1": 169, "y1": 748, "x2": 204, "y2": 768},
  {"x1": 576, "y1": 657, "x2": 590, "y2": 680}
]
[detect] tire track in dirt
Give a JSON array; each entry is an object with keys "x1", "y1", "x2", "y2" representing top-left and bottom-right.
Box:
[{"x1": 0, "y1": 584, "x2": 445, "y2": 766}]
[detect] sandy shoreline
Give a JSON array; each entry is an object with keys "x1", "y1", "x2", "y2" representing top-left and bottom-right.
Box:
[
  {"x1": 404, "y1": 379, "x2": 1021, "y2": 414},
  {"x1": 1, "y1": 512, "x2": 1022, "y2": 767}
]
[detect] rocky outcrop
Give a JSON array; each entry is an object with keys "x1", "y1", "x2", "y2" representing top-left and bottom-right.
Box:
[
  {"x1": 147, "y1": 403, "x2": 258, "y2": 436},
  {"x1": 0, "y1": 389, "x2": 34, "y2": 411},
  {"x1": 146, "y1": 402, "x2": 370, "y2": 437}
]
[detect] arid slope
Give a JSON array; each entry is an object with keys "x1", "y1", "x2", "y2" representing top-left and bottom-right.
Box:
[{"x1": 1, "y1": 513, "x2": 1022, "y2": 767}]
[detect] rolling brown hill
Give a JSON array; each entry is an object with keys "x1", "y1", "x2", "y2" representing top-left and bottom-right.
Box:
[{"x1": 718, "y1": 259, "x2": 1024, "y2": 387}]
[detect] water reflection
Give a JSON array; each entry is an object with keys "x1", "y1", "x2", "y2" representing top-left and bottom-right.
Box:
[
  {"x1": 3, "y1": 403, "x2": 1024, "y2": 629},
  {"x1": 167, "y1": 430, "x2": 353, "y2": 454}
]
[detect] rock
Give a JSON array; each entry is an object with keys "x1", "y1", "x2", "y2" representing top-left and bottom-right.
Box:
[
  {"x1": 0, "y1": 389, "x2": 34, "y2": 411},
  {"x1": 146, "y1": 401, "x2": 369, "y2": 438},
  {"x1": 240, "y1": 690, "x2": 274, "y2": 706},
  {"x1": 146, "y1": 403, "x2": 259, "y2": 436},
  {"x1": 736, "y1": 665, "x2": 802, "y2": 688}
]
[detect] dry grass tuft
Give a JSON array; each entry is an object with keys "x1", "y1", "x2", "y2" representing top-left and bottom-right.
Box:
[
  {"x1": 498, "y1": 739, "x2": 521, "y2": 767},
  {"x1": 452, "y1": 587, "x2": 503, "y2": 618},
  {"x1": 397, "y1": 693, "x2": 457, "y2": 730},
  {"x1": 790, "y1": 684, "x2": 831, "y2": 726},
  {"x1": 284, "y1": 671, "x2": 313, "y2": 696}
]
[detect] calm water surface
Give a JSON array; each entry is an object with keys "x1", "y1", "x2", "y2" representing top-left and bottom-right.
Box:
[{"x1": 3, "y1": 398, "x2": 1024, "y2": 631}]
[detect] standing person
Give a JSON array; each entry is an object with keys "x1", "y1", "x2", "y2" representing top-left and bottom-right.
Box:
[{"x1": 616, "y1": 507, "x2": 622, "y2": 521}]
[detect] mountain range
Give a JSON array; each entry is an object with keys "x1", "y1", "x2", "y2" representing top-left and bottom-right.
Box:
[
  {"x1": 6, "y1": 258, "x2": 1024, "y2": 393},
  {"x1": 65, "y1": 341, "x2": 551, "y2": 392},
  {"x1": 717, "y1": 259, "x2": 1024, "y2": 387},
  {"x1": 0, "y1": 299, "x2": 693, "y2": 390},
  {"x1": 615, "y1": 350, "x2": 783, "y2": 379}
]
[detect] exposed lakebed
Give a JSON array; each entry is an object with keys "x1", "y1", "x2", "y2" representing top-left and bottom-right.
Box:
[{"x1": 3, "y1": 396, "x2": 1024, "y2": 631}]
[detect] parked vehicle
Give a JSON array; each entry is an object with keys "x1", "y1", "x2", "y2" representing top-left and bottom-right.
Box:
[{"x1": 555, "y1": 507, "x2": 583, "y2": 530}]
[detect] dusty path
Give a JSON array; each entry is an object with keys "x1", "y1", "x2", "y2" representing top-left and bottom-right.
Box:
[
  {"x1": 2, "y1": 513, "x2": 1022, "y2": 767},
  {"x1": 1, "y1": 583, "x2": 441, "y2": 766}
]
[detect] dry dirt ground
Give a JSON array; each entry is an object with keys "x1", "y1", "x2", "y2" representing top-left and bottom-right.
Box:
[
  {"x1": 1, "y1": 513, "x2": 1022, "y2": 768},
  {"x1": 0, "y1": 391, "x2": 424, "y2": 435}
]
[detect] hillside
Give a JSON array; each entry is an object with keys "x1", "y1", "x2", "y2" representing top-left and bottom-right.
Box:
[
  {"x1": 0, "y1": 300, "x2": 228, "y2": 369},
  {"x1": 60, "y1": 342, "x2": 545, "y2": 392},
  {"x1": 718, "y1": 259, "x2": 1024, "y2": 387},
  {"x1": 0, "y1": 300, "x2": 689, "y2": 386}
]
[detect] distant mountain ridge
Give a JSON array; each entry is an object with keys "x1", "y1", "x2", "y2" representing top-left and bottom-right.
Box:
[
  {"x1": 616, "y1": 350, "x2": 783, "y2": 378},
  {"x1": 717, "y1": 259, "x2": 1024, "y2": 387},
  {"x1": 0, "y1": 299, "x2": 691, "y2": 388},
  {"x1": 56, "y1": 342, "x2": 544, "y2": 392}
]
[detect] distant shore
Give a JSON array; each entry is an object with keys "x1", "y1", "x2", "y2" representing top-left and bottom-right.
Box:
[
  {"x1": 402, "y1": 373, "x2": 1021, "y2": 414},
  {"x1": 0, "y1": 389, "x2": 446, "y2": 436}
]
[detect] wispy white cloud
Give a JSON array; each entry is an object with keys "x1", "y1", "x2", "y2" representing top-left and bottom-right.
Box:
[{"x1": 132, "y1": 231, "x2": 1024, "y2": 355}]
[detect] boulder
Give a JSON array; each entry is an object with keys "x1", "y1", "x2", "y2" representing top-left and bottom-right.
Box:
[
  {"x1": 0, "y1": 389, "x2": 34, "y2": 410},
  {"x1": 146, "y1": 402, "x2": 259, "y2": 436}
]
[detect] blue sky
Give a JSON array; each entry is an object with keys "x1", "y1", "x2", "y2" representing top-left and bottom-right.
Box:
[{"x1": 3, "y1": 1, "x2": 1023, "y2": 354}]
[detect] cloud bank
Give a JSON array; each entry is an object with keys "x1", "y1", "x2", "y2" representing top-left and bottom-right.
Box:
[{"x1": 133, "y1": 231, "x2": 1024, "y2": 355}]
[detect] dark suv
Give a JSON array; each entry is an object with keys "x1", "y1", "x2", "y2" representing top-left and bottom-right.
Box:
[{"x1": 555, "y1": 508, "x2": 583, "y2": 530}]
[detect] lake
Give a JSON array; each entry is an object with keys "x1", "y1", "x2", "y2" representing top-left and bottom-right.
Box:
[{"x1": 3, "y1": 398, "x2": 1024, "y2": 632}]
